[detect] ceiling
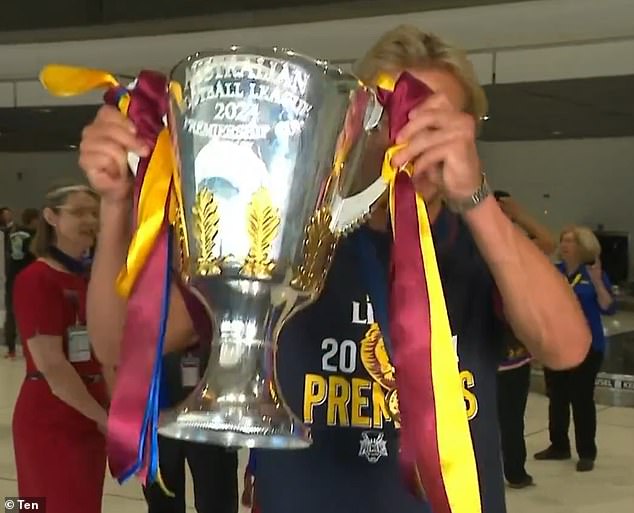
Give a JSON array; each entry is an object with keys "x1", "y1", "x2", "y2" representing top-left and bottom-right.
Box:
[
  {"x1": 482, "y1": 74, "x2": 634, "y2": 141},
  {"x1": 1, "y1": 0, "x2": 527, "y2": 34},
  {"x1": 0, "y1": 74, "x2": 633, "y2": 152}
]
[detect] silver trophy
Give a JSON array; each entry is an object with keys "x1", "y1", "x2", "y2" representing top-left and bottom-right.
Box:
[{"x1": 158, "y1": 47, "x2": 389, "y2": 448}]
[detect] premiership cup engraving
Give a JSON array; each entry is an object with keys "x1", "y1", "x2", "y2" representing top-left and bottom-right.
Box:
[{"x1": 159, "y1": 48, "x2": 387, "y2": 448}]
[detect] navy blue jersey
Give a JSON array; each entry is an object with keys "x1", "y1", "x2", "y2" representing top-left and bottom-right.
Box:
[
  {"x1": 556, "y1": 262, "x2": 615, "y2": 352},
  {"x1": 255, "y1": 209, "x2": 506, "y2": 513}
]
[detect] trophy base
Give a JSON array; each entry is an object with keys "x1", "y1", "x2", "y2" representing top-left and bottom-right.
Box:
[{"x1": 158, "y1": 406, "x2": 312, "y2": 449}]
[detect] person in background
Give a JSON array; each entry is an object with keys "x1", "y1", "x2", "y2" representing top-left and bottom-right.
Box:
[
  {"x1": 494, "y1": 191, "x2": 556, "y2": 489},
  {"x1": 1, "y1": 206, "x2": 15, "y2": 266},
  {"x1": 494, "y1": 191, "x2": 556, "y2": 254},
  {"x1": 144, "y1": 347, "x2": 238, "y2": 513},
  {"x1": 535, "y1": 226, "x2": 616, "y2": 472},
  {"x1": 77, "y1": 24, "x2": 591, "y2": 513},
  {"x1": 4, "y1": 208, "x2": 39, "y2": 359},
  {"x1": 1, "y1": 206, "x2": 15, "y2": 353},
  {"x1": 0, "y1": 206, "x2": 14, "y2": 231},
  {"x1": 12, "y1": 184, "x2": 110, "y2": 513}
]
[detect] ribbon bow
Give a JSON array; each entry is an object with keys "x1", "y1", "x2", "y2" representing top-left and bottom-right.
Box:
[{"x1": 375, "y1": 72, "x2": 482, "y2": 513}]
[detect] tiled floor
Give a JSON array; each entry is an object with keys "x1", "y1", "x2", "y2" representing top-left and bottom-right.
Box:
[{"x1": 1, "y1": 351, "x2": 632, "y2": 513}]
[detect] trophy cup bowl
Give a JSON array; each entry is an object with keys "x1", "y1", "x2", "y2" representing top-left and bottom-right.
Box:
[{"x1": 157, "y1": 47, "x2": 388, "y2": 448}]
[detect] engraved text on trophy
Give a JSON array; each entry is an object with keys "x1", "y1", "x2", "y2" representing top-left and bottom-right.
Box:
[{"x1": 181, "y1": 54, "x2": 315, "y2": 275}]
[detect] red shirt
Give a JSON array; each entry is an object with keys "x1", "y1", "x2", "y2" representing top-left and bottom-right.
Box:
[{"x1": 13, "y1": 260, "x2": 102, "y2": 376}]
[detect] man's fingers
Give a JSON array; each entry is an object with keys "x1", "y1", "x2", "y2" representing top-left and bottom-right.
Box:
[
  {"x1": 410, "y1": 144, "x2": 450, "y2": 177},
  {"x1": 95, "y1": 105, "x2": 137, "y2": 133},
  {"x1": 83, "y1": 123, "x2": 148, "y2": 156},
  {"x1": 397, "y1": 109, "x2": 475, "y2": 145},
  {"x1": 407, "y1": 93, "x2": 455, "y2": 120},
  {"x1": 392, "y1": 128, "x2": 460, "y2": 168},
  {"x1": 79, "y1": 144, "x2": 128, "y2": 178},
  {"x1": 396, "y1": 110, "x2": 453, "y2": 145}
]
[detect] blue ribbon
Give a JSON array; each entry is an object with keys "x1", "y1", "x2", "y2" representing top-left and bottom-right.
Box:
[
  {"x1": 158, "y1": 359, "x2": 171, "y2": 410},
  {"x1": 149, "y1": 227, "x2": 173, "y2": 482},
  {"x1": 104, "y1": 85, "x2": 129, "y2": 107},
  {"x1": 118, "y1": 227, "x2": 173, "y2": 484}
]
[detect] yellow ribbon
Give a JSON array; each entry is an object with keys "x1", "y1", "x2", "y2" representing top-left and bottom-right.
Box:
[
  {"x1": 154, "y1": 468, "x2": 175, "y2": 498},
  {"x1": 116, "y1": 128, "x2": 177, "y2": 297},
  {"x1": 375, "y1": 73, "x2": 396, "y2": 93},
  {"x1": 379, "y1": 74, "x2": 481, "y2": 513},
  {"x1": 169, "y1": 81, "x2": 185, "y2": 112},
  {"x1": 40, "y1": 65, "x2": 119, "y2": 96}
]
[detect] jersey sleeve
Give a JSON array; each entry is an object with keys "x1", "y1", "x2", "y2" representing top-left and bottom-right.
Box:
[
  {"x1": 176, "y1": 279, "x2": 213, "y2": 346},
  {"x1": 13, "y1": 266, "x2": 66, "y2": 340}
]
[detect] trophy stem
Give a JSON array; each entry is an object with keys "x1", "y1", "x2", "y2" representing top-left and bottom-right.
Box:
[{"x1": 158, "y1": 279, "x2": 311, "y2": 449}]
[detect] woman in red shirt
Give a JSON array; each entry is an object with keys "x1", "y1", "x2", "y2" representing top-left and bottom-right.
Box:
[{"x1": 12, "y1": 184, "x2": 109, "y2": 513}]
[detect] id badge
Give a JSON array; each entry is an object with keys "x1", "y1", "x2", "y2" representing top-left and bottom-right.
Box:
[
  {"x1": 181, "y1": 355, "x2": 200, "y2": 388},
  {"x1": 68, "y1": 326, "x2": 91, "y2": 363}
]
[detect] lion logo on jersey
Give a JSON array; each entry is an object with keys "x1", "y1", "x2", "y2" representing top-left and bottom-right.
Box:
[{"x1": 360, "y1": 323, "x2": 400, "y2": 422}]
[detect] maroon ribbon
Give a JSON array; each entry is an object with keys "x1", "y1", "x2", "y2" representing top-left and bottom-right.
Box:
[
  {"x1": 377, "y1": 72, "x2": 452, "y2": 509},
  {"x1": 105, "y1": 72, "x2": 171, "y2": 480}
]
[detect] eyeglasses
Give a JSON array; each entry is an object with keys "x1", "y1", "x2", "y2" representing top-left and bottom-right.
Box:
[{"x1": 56, "y1": 206, "x2": 99, "y2": 219}]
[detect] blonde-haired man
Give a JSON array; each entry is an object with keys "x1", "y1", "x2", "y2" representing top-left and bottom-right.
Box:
[{"x1": 79, "y1": 25, "x2": 590, "y2": 513}]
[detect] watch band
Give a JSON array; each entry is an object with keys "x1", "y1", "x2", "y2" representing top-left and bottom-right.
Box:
[{"x1": 447, "y1": 174, "x2": 491, "y2": 214}]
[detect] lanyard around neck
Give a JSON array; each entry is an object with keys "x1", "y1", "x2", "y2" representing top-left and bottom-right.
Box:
[
  {"x1": 48, "y1": 245, "x2": 88, "y2": 276},
  {"x1": 569, "y1": 272, "x2": 582, "y2": 288}
]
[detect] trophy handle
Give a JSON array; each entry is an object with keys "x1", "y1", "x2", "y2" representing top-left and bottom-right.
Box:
[
  {"x1": 330, "y1": 91, "x2": 388, "y2": 234},
  {"x1": 330, "y1": 176, "x2": 387, "y2": 234}
]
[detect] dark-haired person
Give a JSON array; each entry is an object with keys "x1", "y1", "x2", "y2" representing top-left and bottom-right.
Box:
[
  {"x1": 1, "y1": 206, "x2": 15, "y2": 355},
  {"x1": 4, "y1": 208, "x2": 39, "y2": 359},
  {"x1": 0, "y1": 206, "x2": 15, "y2": 267},
  {"x1": 494, "y1": 191, "x2": 556, "y2": 255},
  {"x1": 494, "y1": 191, "x2": 556, "y2": 488},
  {"x1": 12, "y1": 185, "x2": 110, "y2": 513},
  {"x1": 143, "y1": 348, "x2": 238, "y2": 513},
  {"x1": 0, "y1": 206, "x2": 14, "y2": 234},
  {"x1": 535, "y1": 226, "x2": 616, "y2": 472},
  {"x1": 1, "y1": 206, "x2": 15, "y2": 266},
  {"x1": 78, "y1": 26, "x2": 590, "y2": 513}
]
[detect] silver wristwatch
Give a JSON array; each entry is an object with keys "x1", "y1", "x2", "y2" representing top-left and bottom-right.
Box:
[{"x1": 446, "y1": 174, "x2": 491, "y2": 214}]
